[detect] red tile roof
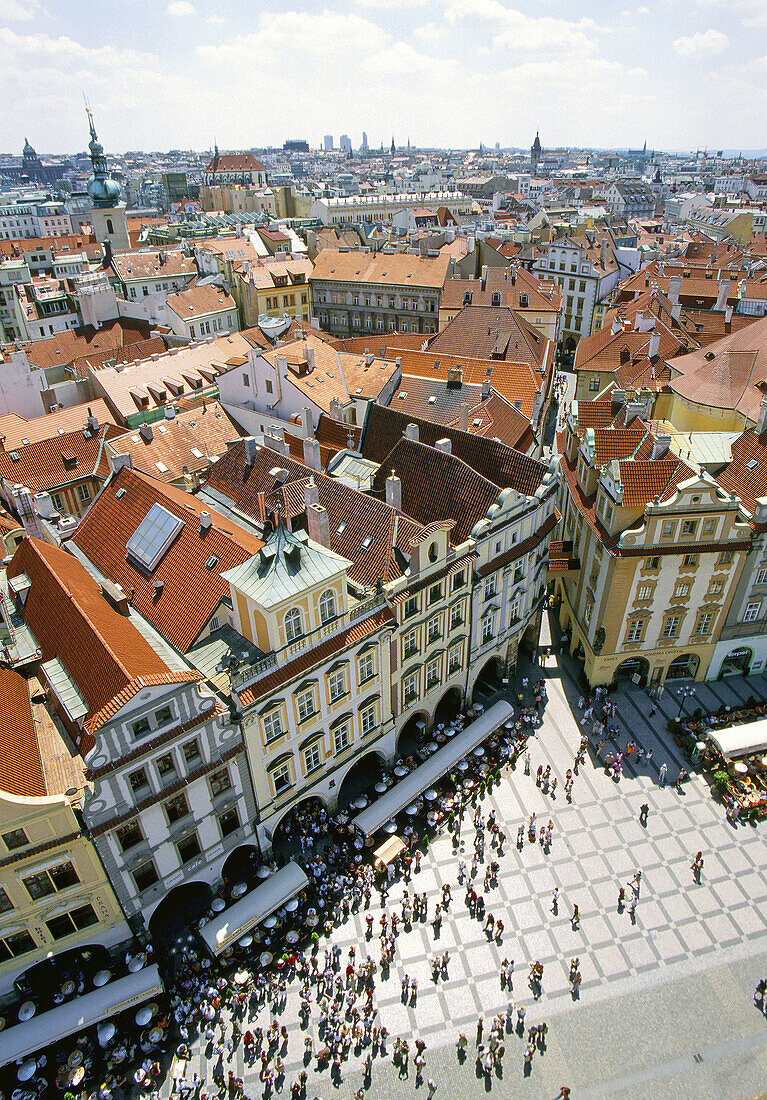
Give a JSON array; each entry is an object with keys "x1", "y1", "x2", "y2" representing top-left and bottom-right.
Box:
[
  {"x1": 0, "y1": 422, "x2": 124, "y2": 492},
  {"x1": 0, "y1": 668, "x2": 43, "y2": 799},
  {"x1": 716, "y1": 428, "x2": 767, "y2": 514},
  {"x1": 72, "y1": 467, "x2": 263, "y2": 652},
  {"x1": 427, "y1": 305, "x2": 549, "y2": 367},
  {"x1": 0, "y1": 400, "x2": 112, "y2": 449}
]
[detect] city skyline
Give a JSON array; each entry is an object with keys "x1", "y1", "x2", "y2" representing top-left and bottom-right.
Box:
[{"x1": 0, "y1": 0, "x2": 765, "y2": 154}]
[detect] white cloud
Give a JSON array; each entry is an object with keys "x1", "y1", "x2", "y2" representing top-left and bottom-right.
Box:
[
  {"x1": 206, "y1": 15, "x2": 226, "y2": 24},
  {"x1": 167, "y1": 1, "x2": 194, "y2": 15},
  {"x1": 694, "y1": 0, "x2": 767, "y2": 27},
  {"x1": 673, "y1": 28, "x2": 729, "y2": 56},
  {"x1": 355, "y1": 0, "x2": 427, "y2": 7},
  {"x1": 443, "y1": 0, "x2": 598, "y2": 54},
  {"x1": 0, "y1": 0, "x2": 42, "y2": 19}
]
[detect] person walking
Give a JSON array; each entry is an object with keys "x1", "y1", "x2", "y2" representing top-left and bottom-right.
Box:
[
  {"x1": 571, "y1": 904, "x2": 580, "y2": 929},
  {"x1": 692, "y1": 851, "x2": 704, "y2": 882},
  {"x1": 551, "y1": 887, "x2": 559, "y2": 915},
  {"x1": 639, "y1": 802, "x2": 649, "y2": 826},
  {"x1": 659, "y1": 762, "x2": 668, "y2": 787}
]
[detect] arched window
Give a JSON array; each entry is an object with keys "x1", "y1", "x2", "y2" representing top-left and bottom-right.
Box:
[
  {"x1": 319, "y1": 588, "x2": 336, "y2": 624},
  {"x1": 106, "y1": 218, "x2": 114, "y2": 235},
  {"x1": 284, "y1": 607, "x2": 303, "y2": 642}
]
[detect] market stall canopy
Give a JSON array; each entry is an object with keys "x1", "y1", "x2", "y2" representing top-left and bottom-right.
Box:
[
  {"x1": 200, "y1": 861, "x2": 309, "y2": 955},
  {"x1": 352, "y1": 699, "x2": 513, "y2": 837},
  {"x1": 709, "y1": 718, "x2": 767, "y2": 760},
  {"x1": 0, "y1": 964, "x2": 163, "y2": 1067},
  {"x1": 373, "y1": 836, "x2": 406, "y2": 869}
]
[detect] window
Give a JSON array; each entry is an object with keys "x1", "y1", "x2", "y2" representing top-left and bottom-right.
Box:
[
  {"x1": 156, "y1": 753, "x2": 177, "y2": 781},
  {"x1": 0, "y1": 888, "x2": 11, "y2": 915},
  {"x1": 319, "y1": 589, "x2": 336, "y2": 623},
  {"x1": 358, "y1": 652, "x2": 374, "y2": 683},
  {"x1": 333, "y1": 725, "x2": 350, "y2": 754},
  {"x1": 703, "y1": 519, "x2": 715, "y2": 536},
  {"x1": 645, "y1": 557, "x2": 660, "y2": 570},
  {"x1": 661, "y1": 521, "x2": 675, "y2": 538},
  {"x1": 265, "y1": 380, "x2": 274, "y2": 395},
  {"x1": 51, "y1": 493, "x2": 62, "y2": 510},
  {"x1": 263, "y1": 709, "x2": 283, "y2": 743},
  {"x1": 303, "y1": 744, "x2": 321, "y2": 773},
  {"x1": 46, "y1": 904, "x2": 98, "y2": 941},
  {"x1": 363, "y1": 699, "x2": 378, "y2": 734},
  {"x1": 128, "y1": 768, "x2": 149, "y2": 795},
  {"x1": 24, "y1": 862, "x2": 79, "y2": 900},
  {"x1": 164, "y1": 792, "x2": 189, "y2": 824},
  {"x1": 709, "y1": 579, "x2": 724, "y2": 596},
  {"x1": 2, "y1": 828, "x2": 28, "y2": 851},
  {"x1": 219, "y1": 807, "x2": 239, "y2": 837},
  {"x1": 209, "y1": 767, "x2": 231, "y2": 798},
  {"x1": 427, "y1": 616, "x2": 441, "y2": 644},
  {"x1": 403, "y1": 630, "x2": 419, "y2": 658},
  {"x1": 447, "y1": 645, "x2": 461, "y2": 674},
  {"x1": 718, "y1": 550, "x2": 733, "y2": 566},
  {"x1": 583, "y1": 600, "x2": 593, "y2": 627},
  {"x1": 451, "y1": 603, "x2": 463, "y2": 629},
  {"x1": 589, "y1": 376, "x2": 600, "y2": 392},
  {"x1": 403, "y1": 672, "x2": 418, "y2": 703},
  {"x1": 509, "y1": 599, "x2": 520, "y2": 623},
  {"x1": 674, "y1": 582, "x2": 691, "y2": 600},
  {"x1": 116, "y1": 822, "x2": 143, "y2": 852},
  {"x1": 745, "y1": 602, "x2": 761, "y2": 623},
  {"x1": 328, "y1": 669, "x2": 346, "y2": 702},
  {"x1": 756, "y1": 569, "x2": 767, "y2": 586},
  {"x1": 78, "y1": 484, "x2": 91, "y2": 503},
  {"x1": 297, "y1": 689, "x2": 314, "y2": 722},
  {"x1": 484, "y1": 576, "x2": 497, "y2": 601},
  {"x1": 182, "y1": 739, "x2": 200, "y2": 766},
  {"x1": 242, "y1": 373, "x2": 249, "y2": 388},
  {"x1": 481, "y1": 616, "x2": 494, "y2": 644},
  {"x1": 284, "y1": 607, "x2": 303, "y2": 642},
  {"x1": 662, "y1": 616, "x2": 680, "y2": 639},
  {"x1": 453, "y1": 570, "x2": 466, "y2": 590},
  {"x1": 177, "y1": 832, "x2": 201, "y2": 865},
  {"x1": 682, "y1": 520, "x2": 697, "y2": 536},
  {"x1": 0, "y1": 930, "x2": 36, "y2": 960},
  {"x1": 637, "y1": 585, "x2": 653, "y2": 600},
  {"x1": 428, "y1": 583, "x2": 442, "y2": 605},
  {"x1": 132, "y1": 715, "x2": 151, "y2": 738},
  {"x1": 126, "y1": 503, "x2": 184, "y2": 573},
  {"x1": 683, "y1": 554, "x2": 698, "y2": 567},
  {"x1": 426, "y1": 657, "x2": 440, "y2": 689},
  {"x1": 627, "y1": 619, "x2": 645, "y2": 643},
  {"x1": 404, "y1": 596, "x2": 418, "y2": 619},
  {"x1": 695, "y1": 612, "x2": 713, "y2": 635},
  {"x1": 272, "y1": 761, "x2": 291, "y2": 794}
]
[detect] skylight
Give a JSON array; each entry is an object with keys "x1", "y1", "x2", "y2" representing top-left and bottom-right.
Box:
[{"x1": 126, "y1": 503, "x2": 183, "y2": 572}]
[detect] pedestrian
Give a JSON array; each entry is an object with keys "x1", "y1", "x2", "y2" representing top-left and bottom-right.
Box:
[
  {"x1": 617, "y1": 886, "x2": 625, "y2": 910},
  {"x1": 659, "y1": 762, "x2": 668, "y2": 787},
  {"x1": 628, "y1": 896, "x2": 637, "y2": 919},
  {"x1": 427, "y1": 1080, "x2": 437, "y2": 1098},
  {"x1": 551, "y1": 887, "x2": 559, "y2": 914},
  {"x1": 692, "y1": 851, "x2": 704, "y2": 881},
  {"x1": 476, "y1": 1016, "x2": 483, "y2": 1045},
  {"x1": 639, "y1": 802, "x2": 649, "y2": 825},
  {"x1": 571, "y1": 904, "x2": 580, "y2": 929}
]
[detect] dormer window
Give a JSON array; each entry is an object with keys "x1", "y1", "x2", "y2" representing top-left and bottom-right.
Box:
[{"x1": 285, "y1": 607, "x2": 303, "y2": 642}]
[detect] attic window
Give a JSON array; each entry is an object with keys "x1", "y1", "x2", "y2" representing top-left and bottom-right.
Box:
[
  {"x1": 337, "y1": 521, "x2": 347, "y2": 535},
  {"x1": 61, "y1": 450, "x2": 78, "y2": 470},
  {"x1": 9, "y1": 451, "x2": 19, "y2": 461},
  {"x1": 398, "y1": 392, "x2": 407, "y2": 400},
  {"x1": 473, "y1": 418, "x2": 482, "y2": 426},
  {"x1": 361, "y1": 535, "x2": 374, "y2": 550},
  {"x1": 746, "y1": 459, "x2": 759, "y2": 471},
  {"x1": 127, "y1": 502, "x2": 184, "y2": 572},
  {"x1": 704, "y1": 351, "x2": 716, "y2": 361},
  {"x1": 116, "y1": 488, "x2": 126, "y2": 499},
  {"x1": 205, "y1": 554, "x2": 219, "y2": 569},
  {"x1": 428, "y1": 396, "x2": 436, "y2": 404}
]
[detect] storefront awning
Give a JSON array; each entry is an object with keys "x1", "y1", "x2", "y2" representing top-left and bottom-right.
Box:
[
  {"x1": 709, "y1": 717, "x2": 767, "y2": 760},
  {"x1": 0, "y1": 964, "x2": 163, "y2": 1067},
  {"x1": 352, "y1": 699, "x2": 513, "y2": 838},
  {"x1": 199, "y1": 861, "x2": 309, "y2": 956},
  {"x1": 373, "y1": 836, "x2": 405, "y2": 868}
]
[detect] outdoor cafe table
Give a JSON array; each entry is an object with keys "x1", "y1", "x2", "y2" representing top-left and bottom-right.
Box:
[{"x1": 352, "y1": 700, "x2": 513, "y2": 837}]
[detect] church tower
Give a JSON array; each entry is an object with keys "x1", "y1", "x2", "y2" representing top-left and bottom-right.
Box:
[
  {"x1": 531, "y1": 131, "x2": 542, "y2": 175},
  {"x1": 85, "y1": 107, "x2": 130, "y2": 254}
]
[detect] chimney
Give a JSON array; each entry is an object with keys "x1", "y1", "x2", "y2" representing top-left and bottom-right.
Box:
[
  {"x1": 648, "y1": 331, "x2": 661, "y2": 359},
  {"x1": 302, "y1": 406, "x2": 313, "y2": 438},
  {"x1": 480, "y1": 265, "x2": 488, "y2": 292},
  {"x1": 612, "y1": 389, "x2": 626, "y2": 405},
  {"x1": 611, "y1": 315, "x2": 623, "y2": 336},
  {"x1": 724, "y1": 304, "x2": 733, "y2": 330},
  {"x1": 303, "y1": 436, "x2": 321, "y2": 471},
  {"x1": 715, "y1": 279, "x2": 730, "y2": 312},
  {"x1": 671, "y1": 302, "x2": 682, "y2": 324},
  {"x1": 754, "y1": 497, "x2": 767, "y2": 524},
  {"x1": 625, "y1": 400, "x2": 645, "y2": 422},
  {"x1": 304, "y1": 347, "x2": 315, "y2": 371},
  {"x1": 386, "y1": 471, "x2": 401, "y2": 511},
  {"x1": 651, "y1": 434, "x2": 671, "y2": 460},
  {"x1": 244, "y1": 436, "x2": 259, "y2": 464},
  {"x1": 109, "y1": 452, "x2": 133, "y2": 474},
  {"x1": 86, "y1": 407, "x2": 99, "y2": 432},
  {"x1": 600, "y1": 238, "x2": 607, "y2": 268},
  {"x1": 482, "y1": 376, "x2": 491, "y2": 399},
  {"x1": 265, "y1": 431, "x2": 289, "y2": 457},
  {"x1": 668, "y1": 274, "x2": 682, "y2": 304},
  {"x1": 758, "y1": 397, "x2": 767, "y2": 435},
  {"x1": 303, "y1": 479, "x2": 320, "y2": 513},
  {"x1": 633, "y1": 310, "x2": 644, "y2": 330},
  {"x1": 307, "y1": 502, "x2": 330, "y2": 548},
  {"x1": 139, "y1": 423, "x2": 153, "y2": 442},
  {"x1": 446, "y1": 365, "x2": 463, "y2": 387},
  {"x1": 459, "y1": 403, "x2": 469, "y2": 431},
  {"x1": 329, "y1": 397, "x2": 343, "y2": 420},
  {"x1": 364, "y1": 351, "x2": 374, "y2": 366},
  {"x1": 404, "y1": 422, "x2": 419, "y2": 442},
  {"x1": 164, "y1": 403, "x2": 176, "y2": 419},
  {"x1": 435, "y1": 438, "x2": 451, "y2": 454}
]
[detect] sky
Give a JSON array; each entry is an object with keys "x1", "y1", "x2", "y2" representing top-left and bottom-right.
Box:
[{"x1": 0, "y1": 0, "x2": 766, "y2": 155}]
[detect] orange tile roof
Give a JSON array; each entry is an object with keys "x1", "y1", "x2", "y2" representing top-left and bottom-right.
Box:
[
  {"x1": 7, "y1": 538, "x2": 186, "y2": 747},
  {"x1": 0, "y1": 668, "x2": 43, "y2": 798},
  {"x1": 72, "y1": 466, "x2": 263, "y2": 652},
  {"x1": 165, "y1": 284, "x2": 238, "y2": 320},
  {"x1": 311, "y1": 248, "x2": 451, "y2": 290},
  {"x1": 668, "y1": 315, "x2": 767, "y2": 423},
  {"x1": 111, "y1": 250, "x2": 197, "y2": 282},
  {"x1": 0, "y1": 319, "x2": 153, "y2": 373},
  {"x1": 0, "y1": 422, "x2": 124, "y2": 492},
  {"x1": 427, "y1": 306, "x2": 549, "y2": 367},
  {"x1": 441, "y1": 266, "x2": 563, "y2": 313},
  {"x1": 717, "y1": 428, "x2": 767, "y2": 513},
  {"x1": 0, "y1": 400, "x2": 112, "y2": 449}
]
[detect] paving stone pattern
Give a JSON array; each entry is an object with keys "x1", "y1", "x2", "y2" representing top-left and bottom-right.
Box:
[{"x1": 170, "y1": 665, "x2": 767, "y2": 1097}]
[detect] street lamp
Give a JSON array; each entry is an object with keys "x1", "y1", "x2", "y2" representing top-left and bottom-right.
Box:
[{"x1": 676, "y1": 685, "x2": 696, "y2": 720}]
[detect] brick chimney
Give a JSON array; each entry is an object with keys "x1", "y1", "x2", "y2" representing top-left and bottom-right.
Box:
[
  {"x1": 386, "y1": 472, "x2": 401, "y2": 511},
  {"x1": 307, "y1": 502, "x2": 330, "y2": 548},
  {"x1": 435, "y1": 438, "x2": 451, "y2": 454},
  {"x1": 303, "y1": 436, "x2": 321, "y2": 471}
]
